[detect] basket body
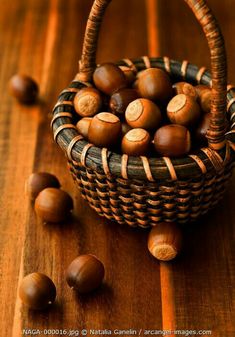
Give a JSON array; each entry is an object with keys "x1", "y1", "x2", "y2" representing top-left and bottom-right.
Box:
[
  {"x1": 69, "y1": 157, "x2": 233, "y2": 227},
  {"x1": 52, "y1": 57, "x2": 235, "y2": 227}
]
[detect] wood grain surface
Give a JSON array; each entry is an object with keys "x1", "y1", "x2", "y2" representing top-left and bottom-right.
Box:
[{"x1": 0, "y1": 0, "x2": 234, "y2": 336}]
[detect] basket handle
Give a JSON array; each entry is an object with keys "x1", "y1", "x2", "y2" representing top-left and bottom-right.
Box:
[{"x1": 78, "y1": 0, "x2": 227, "y2": 151}]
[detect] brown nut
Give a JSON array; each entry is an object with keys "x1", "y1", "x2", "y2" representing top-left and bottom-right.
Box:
[
  {"x1": 76, "y1": 117, "x2": 92, "y2": 139},
  {"x1": 172, "y1": 82, "x2": 198, "y2": 100},
  {"x1": 125, "y1": 98, "x2": 162, "y2": 131},
  {"x1": 9, "y1": 74, "x2": 39, "y2": 104},
  {"x1": 137, "y1": 68, "x2": 173, "y2": 102},
  {"x1": 195, "y1": 85, "x2": 211, "y2": 113},
  {"x1": 154, "y1": 124, "x2": 191, "y2": 157},
  {"x1": 93, "y1": 63, "x2": 127, "y2": 95},
  {"x1": 74, "y1": 87, "x2": 102, "y2": 117},
  {"x1": 110, "y1": 88, "x2": 139, "y2": 115},
  {"x1": 148, "y1": 222, "x2": 183, "y2": 261},
  {"x1": 25, "y1": 172, "x2": 60, "y2": 201},
  {"x1": 19, "y1": 273, "x2": 56, "y2": 310},
  {"x1": 119, "y1": 66, "x2": 136, "y2": 85},
  {"x1": 167, "y1": 94, "x2": 201, "y2": 127},
  {"x1": 35, "y1": 188, "x2": 73, "y2": 223},
  {"x1": 66, "y1": 254, "x2": 105, "y2": 293},
  {"x1": 121, "y1": 128, "x2": 151, "y2": 156},
  {"x1": 88, "y1": 112, "x2": 121, "y2": 148}
]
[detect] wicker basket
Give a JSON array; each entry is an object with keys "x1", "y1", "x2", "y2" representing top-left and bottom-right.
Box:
[{"x1": 51, "y1": 0, "x2": 235, "y2": 228}]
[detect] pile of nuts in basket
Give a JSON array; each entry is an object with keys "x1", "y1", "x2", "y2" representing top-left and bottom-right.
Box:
[{"x1": 75, "y1": 62, "x2": 212, "y2": 157}]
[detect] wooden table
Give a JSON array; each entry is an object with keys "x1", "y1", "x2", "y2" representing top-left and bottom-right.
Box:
[{"x1": 0, "y1": 0, "x2": 234, "y2": 336}]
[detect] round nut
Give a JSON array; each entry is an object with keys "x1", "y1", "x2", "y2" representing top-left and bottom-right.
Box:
[
  {"x1": 121, "y1": 128, "x2": 151, "y2": 156},
  {"x1": 154, "y1": 124, "x2": 191, "y2": 157},
  {"x1": 93, "y1": 63, "x2": 127, "y2": 95},
  {"x1": 74, "y1": 87, "x2": 102, "y2": 117},
  {"x1": 66, "y1": 255, "x2": 105, "y2": 293},
  {"x1": 76, "y1": 117, "x2": 92, "y2": 139},
  {"x1": 88, "y1": 112, "x2": 121, "y2": 148},
  {"x1": 167, "y1": 94, "x2": 201, "y2": 127},
  {"x1": 9, "y1": 74, "x2": 39, "y2": 104},
  {"x1": 110, "y1": 88, "x2": 139, "y2": 115},
  {"x1": 125, "y1": 98, "x2": 162, "y2": 130},
  {"x1": 172, "y1": 82, "x2": 198, "y2": 100},
  {"x1": 137, "y1": 68, "x2": 173, "y2": 102},
  {"x1": 19, "y1": 273, "x2": 56, "y2": 310},
  {"x1": 148, "y1": 222, "x2": 183, "y2": 261},
  {"x1": 25, "y1": 172, "x2": 60, "y2": 201},
  {"x1": 35, "y1": 188, "x2": 73, "y2": 223}
]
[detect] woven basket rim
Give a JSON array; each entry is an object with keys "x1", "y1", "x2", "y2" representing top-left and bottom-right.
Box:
[{"x1": 52, "y1": 57, "x2": 235, "y2": 181}]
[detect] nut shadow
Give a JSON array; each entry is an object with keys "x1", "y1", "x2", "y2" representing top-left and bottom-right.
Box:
[
  {"x1": 26, "y1": 299, "x2": 64, "y2": 321},
  {"x1": 73, "y1": 282, "x2": 114, "y2": 306}
]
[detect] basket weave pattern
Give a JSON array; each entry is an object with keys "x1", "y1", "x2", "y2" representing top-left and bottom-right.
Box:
[
  {"x1": 52, "y1": 1, "x2": 235, "y2": 227},
  {"x1": 70, "y1": 158, "x2": 233, "y2": 227}
]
